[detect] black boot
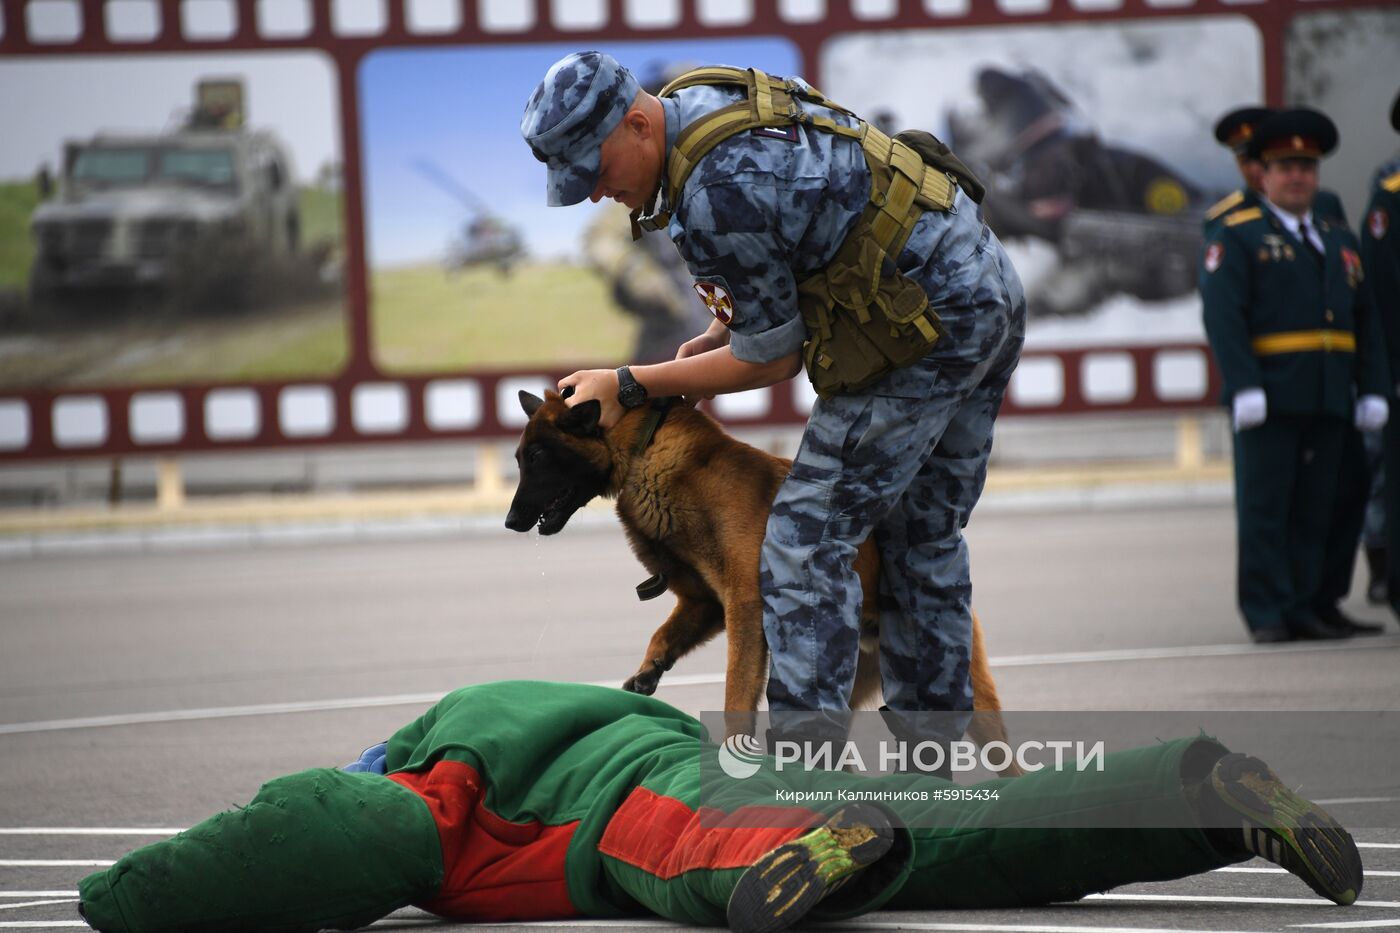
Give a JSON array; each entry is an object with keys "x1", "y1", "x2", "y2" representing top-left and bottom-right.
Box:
[
  {"x1": 1315, "y1": 604, "x2": 1385, "y2": 636},
  {"x1": 1366, "y1": 547, "x2": 1388, "y2": 605}
]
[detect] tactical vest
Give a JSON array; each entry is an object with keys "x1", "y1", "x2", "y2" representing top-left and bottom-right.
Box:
[{"x1": 634, "y1": 66, "x2": 980, "y2": 398}]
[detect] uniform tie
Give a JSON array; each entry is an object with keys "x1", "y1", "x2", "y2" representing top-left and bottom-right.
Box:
[{"x1": 1298, "y1": 219, "x2": 1325, "y2": 267}]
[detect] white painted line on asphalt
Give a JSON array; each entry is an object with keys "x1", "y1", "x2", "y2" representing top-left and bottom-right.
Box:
[
  {"x1": 993, "y1": 636, "x2": 1400, "y2": 668},
  {"x1": 1214, "y1": 867, "x2": 1400, "y2": 877},
  {"x1": 1292, "y1": 921, "x2": 1400, "y2": 929},
  {"x1": 0, "y1": 829, "x2": 178, "y2": 836},
  {"x1": 0, "y1": 923, "x2": 88, "y2": 929},
  {"x1": 393, "y1": 923, "x2": 672, "y2": 929},
  {"x1": 0, "y1": 693, "x2": 447, "y2": 735},
  {"x1": 0, "y1": 673, "x2": 726, "y2": 735},
  {"x1": 1317, "y1": 798, "x2": 1400, "y2": 806},
  {"x1": 0, "y1": 862, "x2": 111, "y2": 868},
  {"x1": 0, "y1": 902, "x2": 76, "y2": 912},
  {"x1": 1361, "y1": 844, "x2": 1400, "y2": 849},
  {"x1": 2, "y1": 635, "x2": 1397, "y2": 736},
  {"x1": 828, "y1": 918, "x2": 1282, "y2": 924},
  {"x1": 1087, "y1": 893, "x2": 1400, "y2": 907},
  {"x1": 0, "y1": 896, "x2": 74, "y2": 900}
]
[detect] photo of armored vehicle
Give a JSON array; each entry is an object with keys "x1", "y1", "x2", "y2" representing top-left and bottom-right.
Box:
[{"x1": 28, "y1": 79, "x2": 301, "y2": 310}]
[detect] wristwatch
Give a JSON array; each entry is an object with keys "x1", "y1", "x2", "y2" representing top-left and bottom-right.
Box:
[{"x1": 616, "y1": 366, "x2": 649, "y2": 410}]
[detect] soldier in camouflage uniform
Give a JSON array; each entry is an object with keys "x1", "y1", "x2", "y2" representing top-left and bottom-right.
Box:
[
  {"x1": 521, "y1": 52, "x2": 1025, "y2": 739},
  {"x1": 582, "y1": 200, "x2": 709, "y2": 363}
]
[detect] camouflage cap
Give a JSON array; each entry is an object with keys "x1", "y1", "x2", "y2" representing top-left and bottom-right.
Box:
[{"x1": 521, "y1": 51, "x2": 640, "y2": 207}]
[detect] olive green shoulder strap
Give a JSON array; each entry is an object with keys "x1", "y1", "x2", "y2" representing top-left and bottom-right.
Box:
[{"x1": 636, "y1": 67, "x2": 861, "y2": 233}]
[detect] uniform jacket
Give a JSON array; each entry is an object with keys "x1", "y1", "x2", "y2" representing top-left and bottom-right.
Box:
[
  {"x1": 657, "y1": 81, "x2": 1004, "y2": 397},
  {"x1": 1203, "y1": 187, "x2": 1348, "y2": 239},
  {"x1": 1201, "y1": 200, "x2": 1387, "y2": 419},
  {"x1": 1361, "y1": 158, "x2": 1400, "y2": 397}
]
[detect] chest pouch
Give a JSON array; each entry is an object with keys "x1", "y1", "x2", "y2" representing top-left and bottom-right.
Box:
[{"x1": 798, "y1": 125, "x2": 958, "y2": 397}]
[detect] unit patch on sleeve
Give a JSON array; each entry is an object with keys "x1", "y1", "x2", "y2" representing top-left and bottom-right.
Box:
[
  {"x1": 1204, "y1": 242, "x2": 1224, "y2": 273},
  {"x1": 694, "y1": 279, "x2": 735, "y2": 325},
  {"x1": 1370, "y1": 207, "x2": 1390, "y2": 241}
]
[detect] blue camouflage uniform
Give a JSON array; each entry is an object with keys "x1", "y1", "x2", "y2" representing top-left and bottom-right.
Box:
[{"x1": 522, "y1": 53, "x2": 1026, "y2": 734}]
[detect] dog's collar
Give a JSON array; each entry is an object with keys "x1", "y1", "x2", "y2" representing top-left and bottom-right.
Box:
[{"x1": 632, "y1": 397, "x2": 677, "y2": 455}]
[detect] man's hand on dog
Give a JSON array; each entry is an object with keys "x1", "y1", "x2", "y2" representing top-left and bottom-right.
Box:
[
  {"x1": 560, "y1": 329, "x2": 800, "y2": 424},
  {"x1": 559, "y1": 369, "x2": 626, "y2": 428}
]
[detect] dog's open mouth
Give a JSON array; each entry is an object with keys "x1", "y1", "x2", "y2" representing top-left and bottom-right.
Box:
[{"x1": 537, "y1": 488, "x2": 575, "y2": 535}]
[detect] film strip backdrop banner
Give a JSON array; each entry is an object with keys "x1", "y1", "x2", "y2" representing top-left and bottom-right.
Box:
[{"x1": 0, "y1": 0, "x2": 1393, "y2": 461}]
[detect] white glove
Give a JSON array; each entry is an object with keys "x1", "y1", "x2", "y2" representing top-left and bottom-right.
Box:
[
  {"x1": 1232, "y1": 387, "x2": 1267, "y2": 431},
  {"x1": 1356, "y1": 395, "x2": 1389, "y2": 432}
]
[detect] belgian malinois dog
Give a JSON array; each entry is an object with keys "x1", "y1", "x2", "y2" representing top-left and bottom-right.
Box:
[{"x1": 505, "y1": 390, "x2": 1019, "y2": 771}]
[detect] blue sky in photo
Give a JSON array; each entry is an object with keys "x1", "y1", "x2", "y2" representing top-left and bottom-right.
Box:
[{"x1": 359, "y1": 37, "x2": 800, "y2": 267}]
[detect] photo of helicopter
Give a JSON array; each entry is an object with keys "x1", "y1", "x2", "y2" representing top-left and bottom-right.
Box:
[{"x1": 411, "y1": 158, "x2": 525, "y2": 275}]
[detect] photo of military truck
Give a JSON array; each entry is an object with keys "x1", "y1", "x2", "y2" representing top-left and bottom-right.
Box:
[
  {"x1": 29, "y1": 79, "x2": 307, "y2": 312},
  {"x1": 0, "y1": 61, "x2": 346, "y2": 390}
]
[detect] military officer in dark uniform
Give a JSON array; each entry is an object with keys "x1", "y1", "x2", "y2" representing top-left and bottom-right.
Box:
[
  {"x1": 1204, "y1": 107, "x2": 1349, "y2": 236},
  {"x1": 1206, "y1": 107, "x2": 1383, "y2": 636},
  {"x1": 1365, "y1": 89, "x2": 1400, "y2": 628},
  {"x1": 1201, "y1": 108, "x2": 1390, "y2": 643},
  {"x1": 1203, "y1": 107, "x2": 1271, "y2": 236}
]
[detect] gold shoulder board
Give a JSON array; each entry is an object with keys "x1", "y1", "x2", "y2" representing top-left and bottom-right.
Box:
[
  {"x1": 1206, "y1": 190, "x2": 1244, "y2": 221},
  {"x1": 1225, "y1": 207, "x2": 1263, "y2": 227},
  {"x1": 1383, "y1": 171, "x2": 1400, "y2": 194}
]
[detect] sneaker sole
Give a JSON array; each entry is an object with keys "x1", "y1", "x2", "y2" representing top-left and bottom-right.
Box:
[
  {"x1": 727, "y1": 803, "x2": 894, "y2": 933},
  {"x1": 1211, "y1": 753, "x2": 1364, "y2": 906}
]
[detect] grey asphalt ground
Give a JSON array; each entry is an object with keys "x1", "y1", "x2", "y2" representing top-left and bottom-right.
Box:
[{"x1": 2, "y1": 501, "x2": 1398, "y2": 932}]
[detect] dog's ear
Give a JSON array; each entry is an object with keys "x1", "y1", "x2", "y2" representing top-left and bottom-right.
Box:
[
  {"x1": 559, "y1": 399, "x2": 603, "y2": 437},
  {"x1": 519, "y1": 391, "x2": 545, "y2": 418}
]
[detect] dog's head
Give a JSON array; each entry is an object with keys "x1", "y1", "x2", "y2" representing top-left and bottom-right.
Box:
[{"x1": 504, "y1": 390, "x2": 613, "y2": 536}]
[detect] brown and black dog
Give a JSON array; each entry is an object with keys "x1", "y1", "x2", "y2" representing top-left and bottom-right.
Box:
[{"x1": 505, "y1": 390, "x2": 1018, "y2": 770}]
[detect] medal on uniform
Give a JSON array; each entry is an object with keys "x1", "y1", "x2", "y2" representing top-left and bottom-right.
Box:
[
  {"x1": 1261, "y1": 233, "x2": 1286, "y2": 262},
  {"x1": 1371, "y1": 208, "x2": 1390, "y2": 240},
  {"x1": 1341, "y1": 248, "x2": 1363, "y2": 288}
]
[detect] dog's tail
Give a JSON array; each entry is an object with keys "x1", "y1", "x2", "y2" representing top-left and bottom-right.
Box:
[{"x1": 967, "y1": 611, "x2": 1025, "y2": 777}]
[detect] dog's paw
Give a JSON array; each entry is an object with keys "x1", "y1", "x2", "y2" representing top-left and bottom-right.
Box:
[{"x1": 623, "y1": 659, "x2": 668, "y2": 696}]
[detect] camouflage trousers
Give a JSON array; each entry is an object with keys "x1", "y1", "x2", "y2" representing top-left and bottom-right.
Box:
[{"x1": 760, "y1": 243, "x2": 1026, "y2": 738}]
